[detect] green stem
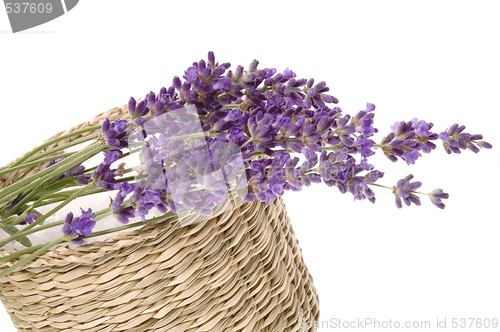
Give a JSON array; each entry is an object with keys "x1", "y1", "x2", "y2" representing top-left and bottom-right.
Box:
[
  {"x1": 29, "y1": 165, "x2": 136, "y2": 205},
  {"x1": 5, "y1": 205, "x2": 112, "y2": 243},
  {"x1": 239, "y1": 136, "x2": 254, "y2": 150},
  {"x1": 0, "y1": 237, "x2": 67, "y2": 279},
  {"x1": 303, "y1": 168, "x2": 320, "y2": 175},
  {"x1": 0, "y1": 151, "x2": 77, "y2": 178},
  {"x1": 165, "y1": 131, "x2": 211, "y2": 141},
  {"x1": 94, "y1": 209, "x2": 113, "y2": 221},
  {"x1": 25, "y1": 183, "x2": 93, "y2": 231},
  {"x1": 22, "y1": 133, "x2": 98, "y2": 165},
  {"x1": 224, "y1": 104, "x2": 243, "y2": 109},
  {"x1": 368, "y1": 182, "x2": 427, "y2": 196},
  {"x1": 33, "y1": 187, "x2": 101, "y2": 208},
  {"x1": 83, "y1": 147, "x2": 140, "y2": 174},
  {"x1": 2, "y1": 180, "x2": 49, "y2": 220},
  {"x1": 30, "y1": 174, "x2": 139, "y2": 210},
  {"x1": 0, "y1": 183, "x2": 94, "y2": 249},
  {"x1": 29, "y1": 178, "x2": 80, "y2": 202},
  {"x1": 0, "y1": 142, "x2": 105, "y2": 207},
  {"x1": 5, "y1": 124, "x2": 102, "y2": 170},
  {"x1": 367, "y1": 183, "x2": 394, "y2": 190},
  {"x1": 0, "y1": 243, "x2": 45, "y2": 264}
]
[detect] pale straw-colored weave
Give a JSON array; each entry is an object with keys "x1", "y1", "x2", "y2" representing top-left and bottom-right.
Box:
[{"x1": 0, "y1": 104, "x2": 320, "y2": 332}]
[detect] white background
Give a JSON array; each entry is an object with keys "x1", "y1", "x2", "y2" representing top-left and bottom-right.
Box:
[{"x1": 1, "y1": 1, "x2": 499, "y2": 331}]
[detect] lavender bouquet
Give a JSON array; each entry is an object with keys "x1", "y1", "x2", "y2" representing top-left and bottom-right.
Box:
[{"x1": 0, "y1": 52, "x2": 492, "y2": 278}]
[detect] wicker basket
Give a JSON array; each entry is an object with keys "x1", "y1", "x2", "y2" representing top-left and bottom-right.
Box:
[{"x1": 0, "y1": 105, "x2": 320, "y2": 332}]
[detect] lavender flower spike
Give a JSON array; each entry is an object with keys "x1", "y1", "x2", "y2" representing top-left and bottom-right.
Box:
[
  {"x1": 439, "y1": 123, "x2": 492, "y2": 154},
  {"x1": 43, "y1": 157, "x2": 90, "y2": 184},
  {"x1": 113, "y1": 206, "x2": 135, "y2": 224},
  {"x1": 62, "y1": 208, "x2": 97, "y2": 244},
  {"x1": 393, "y1": 174, "x2": 422, "y2": 208},
  {"x1": 428, "y1": 189, "x2": 449, "y2": 209},
  {"x1": 99, "y1": 118, "x2": 133, "y2": 148},
  {"x1": 381, "y1": 119, "x2": 438, "y2": 165},
  {"x1": 21, "y1": 213, "x2": 38, "y2": 225},
  {"x1": 103, "y1": 149, "x2": 123, "y2": 164},
  {"x1": 128, "y1": 97, "x2": 150, "y2": 119}
]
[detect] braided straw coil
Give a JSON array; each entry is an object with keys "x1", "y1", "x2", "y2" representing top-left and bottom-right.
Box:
[{"x1": 0, "y1": 105, "x2": 320, "y2": 331}]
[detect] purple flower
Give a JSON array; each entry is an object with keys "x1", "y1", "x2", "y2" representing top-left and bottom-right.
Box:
[
  {"x1": 438, "y1": 131, "x2": 449, "y2": 141},
  {"x1": 213, "y1": 77, "x2": 232, "y2": 92},
  {"x1": 393, "y1": 174, "x2": 422, "y2": 208},
  {"x1": 428, "y1": 189, "x2": 449, "y2": 209},
  {"x1": 44, "y1": 157, "x2": 65, "y2": 169},
  {"x1": 44, "y1": 157, "x2": 90, "y2": 184},
  {"x1": 356, "y1": 118, "x2": 377, "y2": 138},
  {"x1": 128, "y1": 97, "x2": 150, "y2": 119},
  {"x1": 213, "y1": 109, "x2": 243, "y2": 132},
  {"x1": 439, "y1": 124, "x2": 492, "y2": 154},
  {"x1": 21, "y1": 213, "x2": 37, "y2": 225},
  {"x1": 110, "y1": 182, "x2": 136, "y2": 214},
  {"x1": 103, "y1": 150, "x2": 123, "y2": 164},
  {"x1": 333, "y1": 114, "x2": 356, "y2": 147},
  {"x1": 65, "y1": 164, "x2": 90, "y2": 185},
  {"x1": 62, "y1": 208, "x2": 96, "y2": 244},
  {"x1": 100, "y1": 118, "x2": 132, "y2": 148},
  {"x1": 353, "y1": 136, "x2": 376, "y2": 159},
  {"x1": 381, "y1": 119, "x2": 438, "y2": 164},
  {"x1": 91, "y1": 161, "x2": 125, "y2": 190},
  {"x1": 283, "y1": 68, "x2": 296, "y2": 80},
  {"x1": 110, "y1": 182, "x2": 138, "y2": 224},
  {"x1": 115, "y1": 181, "x2": 136, "y2": 196},
  {"x1": 6, "y1": 198, "x2": 21, "y2": 211},
  {"x1": 135, "y1": 201, "x2": 155, "y2": 222},
  {"x1": 411, "y1": 118, "x2": 432, "y2": 136},
  {"x1": 114, "y1": 206, "x2": 136, "y2": 224},
  {"x1": 93, "y1": 51, "x2": 491, "y2": 217},
  {"x1": 304, "y1": 81, "x2": 338, "y2": 108},
  {"x1": 183, "y1": 66, "x2": 199, "y2": 83},
  {"x1": 110, "y1": 193, "x2": 125, "y2": 213},
  {"x1": 143, "y1": 189, "x2": 162, "y2": 205}
]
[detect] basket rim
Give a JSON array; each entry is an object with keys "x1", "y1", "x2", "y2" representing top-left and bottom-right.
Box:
[{"x1": 0, "y1": 195, "x2": 245, "y2": 271}]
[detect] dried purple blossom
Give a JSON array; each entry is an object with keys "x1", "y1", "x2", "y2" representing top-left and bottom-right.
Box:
[
  {"x1": 109, "y1": 182, "x2": 138, "y2": 224},
  {"x1": 113, "y1": 206, "x2": 135, "y2": 224},
  {"x1": 21, "y1": 213, "x2": 37, "y2": 225},
  {"x1": 393, "y1": 174, "x2": 422, "y2": 208},
  {"x1": 62, "y1": 208, "x2": 96, "y2": 244},
  {"x1": 99, "y1": 118, "x2": 132, "y2": 148},
  {"x1": 65, "y1": 165, "x2": 91, "y2": 185},
  {"x1": 380, "y1": 119, "x2": 438, "y2": 165},
  {"x1": 128, "y1": 97, "x2": 150, "y2": 120},
  {"x1": 114, "y1": 181, "x2": 136, "y2": 195},
  {"x1": 91, "y1": 161, "x2": 125, "y2": 190},
  {"x1": 103, "y1": 150, "x2": 123, "y2": 164},
  {"x1": 304, "y1": 80, "x2": 338, "y2": 108},
  {"x1": 439, "y1": 123, "x2": 492, "y2": 154},
  {"x1": 43, "y1": 157, "x2": 90, "y2": 184},
  {"x1": 6, "y1": 198, "x2": 21, "y2": 211},
  {"x1": 428, "y1": 189, "x2": 449, "y2": 209},
  {"x1": 44, "y1": 157, "x2": 65, "y2": 169}
]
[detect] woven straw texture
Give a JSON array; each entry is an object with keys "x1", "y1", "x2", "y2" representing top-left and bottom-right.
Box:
[{"x1": 0, "y1": 105, "x2": 320, "y2": 332}]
